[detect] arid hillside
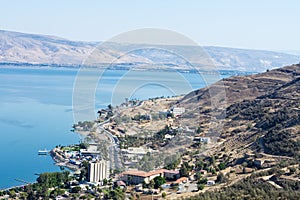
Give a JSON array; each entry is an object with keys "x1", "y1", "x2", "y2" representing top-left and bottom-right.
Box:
[
  {"x1": 178, "y1": 64, "x2": 300, "y2": 157},
  {"x1": 109, "y1": 64, "x2": 300, "y2": 169},
  {"x1": 1, "y1": 29, "x2": 300, "y2": 71}
]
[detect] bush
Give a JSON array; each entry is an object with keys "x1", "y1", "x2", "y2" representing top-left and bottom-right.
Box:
[
  {"x1": 153, "y1": 176, "x2": 166, "y2": 189},
  {"x1": 198, "y1": 178, "x2": 207, "y2": 185},
  {"x1": 263, "y1": 130, "x2": 300, "y2": 157},
  {"x1": 186, "y1": 175, "x2": 300, "y2": 200},
  {"x1": 216, "y1": 173, "x2": 227, "y2": 183},
  {"x1": 71, "y1": 186, "x2": 81, "y2": 193},
  {"x1": 218, "y1": 162, "x2": 226, "y2": 170},
  {"x1": 197, "y1": 184, "x2": 205, "y2": 190}
]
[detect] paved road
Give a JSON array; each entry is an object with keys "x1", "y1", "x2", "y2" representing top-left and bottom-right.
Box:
[{"x1": 96, "y1": 122, "x2": 123, "y2": 170}]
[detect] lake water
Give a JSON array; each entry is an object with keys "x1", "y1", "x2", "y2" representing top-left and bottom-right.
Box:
[{"x1": 0, "y1": 66, "x2": 232, "y2": 189}]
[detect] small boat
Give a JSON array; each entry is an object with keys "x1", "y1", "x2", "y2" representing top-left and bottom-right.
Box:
[{"x1": 38, "y1": 149, "x2": 48, "y2": 155}]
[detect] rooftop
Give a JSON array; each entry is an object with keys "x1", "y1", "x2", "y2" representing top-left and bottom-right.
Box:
[
  {"x1": 174, "y1": 177, "x2": 188, "y2": 184},
  {"x1": 122, "y1": 169, "x2": 172, "y2": 178}
]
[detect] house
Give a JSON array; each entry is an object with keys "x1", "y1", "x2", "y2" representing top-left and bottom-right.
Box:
[
  {"x1": 116, "y1": 181, "x2": 126, "y2": 190},
  {"x1": 120, "y1": 169, "x2": 165, "y2": 184},
  {"x1": 80, "y1": 149, "x2": 101, "y2": 158},
  {"x1": 194, "y1": 137, "x2": 210, "y2": 144},
  {"x1": 170, "y1": 107, "x2": 185, "y2": 117},
  {"x1": 207, "y1": 180, "x2": 215, "y2": 186},
  {"x1": 120, "y1": 169, "x2": 180, "y2": 184},
  {"x1": 174, "y1": 177, "x2": 188, "y2": 184},
  {"x1": 164, "y1": 134, "x2": 174, "y2": 140}
]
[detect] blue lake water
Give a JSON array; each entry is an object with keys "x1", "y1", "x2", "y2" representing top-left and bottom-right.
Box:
[{"x1": 0, "y1": 66, "x2": 232, "y2": 189}]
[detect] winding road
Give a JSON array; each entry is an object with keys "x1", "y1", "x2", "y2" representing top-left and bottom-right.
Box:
[{"x1": 96, "y1": 119, "x2": 123, "y2": 170}]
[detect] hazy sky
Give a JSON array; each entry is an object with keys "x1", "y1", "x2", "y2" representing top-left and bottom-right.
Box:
[{"x1": 1, "y1": 0, "x2": 300, "y2": 51}]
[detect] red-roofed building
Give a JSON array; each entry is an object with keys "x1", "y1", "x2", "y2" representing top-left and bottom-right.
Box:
[
  {"x1": 120, "y1": 169, "x2": 179, "y2": 184},
  {"x1": 174, "y1": 177, "x2": 188, "y2": 184}
]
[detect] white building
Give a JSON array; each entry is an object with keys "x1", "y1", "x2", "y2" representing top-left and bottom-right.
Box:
[
  {"x1": 207, "y1": 180, "x2": 215, "y2": 185},
  {"x1": 194, "y1": 137, "x2": 210, "y2": 144},
  {"x1": 88, "y1": 160, "x2": 110, "y2": 183},
  {"x1": 170, "y1": 107, "x2": 185, "y2": 117},
  {"x1": 164, "y1": 134, "x2": 174, "y2": 140},
  {"x1": 122, "y1": 147, "x2": 157, "y2": 161}
]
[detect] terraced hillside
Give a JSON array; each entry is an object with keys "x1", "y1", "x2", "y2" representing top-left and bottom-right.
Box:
[{"x1": 178, "y1": 65, "x2": 300, "y2": 155}]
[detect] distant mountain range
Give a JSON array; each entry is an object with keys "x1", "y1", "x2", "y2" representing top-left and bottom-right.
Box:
[{"x1": 0, "y1": 29, "x2": 299, "y2": 72}]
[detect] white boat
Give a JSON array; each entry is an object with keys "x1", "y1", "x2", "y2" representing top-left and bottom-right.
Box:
[{"x1": 38, "y1": 149, "x2": 48, "y2": 155}]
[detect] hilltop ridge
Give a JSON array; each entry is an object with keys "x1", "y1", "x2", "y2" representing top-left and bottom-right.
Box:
[
  {"x1": 177, "y1": 64, "x2": 299, "y2": 156},
  {"x1": 1, "y1": 29, "x2": 300, "y2": 71}
]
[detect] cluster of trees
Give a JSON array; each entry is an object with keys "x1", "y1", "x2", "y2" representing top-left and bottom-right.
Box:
[
  {"x1": 0, "y1": 171, "x2": 71, "y2": 199},
  {"x1": 154, "y1": 125, "x2": 177, "y2": 141},
  {"x1": 142, "y1": 176, "x2": 166, "y2": 189},
  {"x1": 132, "y1": 113, "x2": 151, "y2": 121},
  {"x1": 0, "y1": 188, "x2": 24, "y2": 199},
  {"x1": 263, "y1": 129, "x2": 300, "y2": 157},
  {"x1": 79, "y1": 142, "x2": 89, "y2": 149},
  {"x1": 79, "y1": 160, "x2": 89, "y2": 182},
  {"x1": 164, "y1": 154, "x2": 181, "y2": 170},
  {"x1": 150, "y1": 112, "x2": 168, "y2": 121},
  {"x1": 216, "y1": 172, "x2": 228, "y2": 183},
  {"x1": 0, "y1": 170, "x2": 126, "y2": 200},
  {"x1": 255, "y1": 107, "x2": 294, "y2": 130},
  {"x1": 75, "y1": 121, "x2": 94, "y2": 130},
  {"x1": 196, "y1": 126, "x2": 202, "y2": 134},
  {"x1": 138, "y1": 153, "x2": 157, "y2": 171},
  {"x1": 104, "y1": 187, "x2": 125, "y2": 200},
  {"x1": 179, "y1": 162, "x2": 193, "y2": 177},
  {"x1": 187, "y1": 176, "x2": 300, "y2": 200},
  {"x1": 37, "y1": 171, "x2": 70, "y2": 188},
  {"x1": 194, "y1": 156, "x2": 228, "y2": 175},
  {"x1": 138, "y1": 153, "x2": 182, "y2": 172},
  {"x1": 119, "y1": 135, "x2": 149, "y2": 148},
  {"x1": 153, "y1": 176, "x2": 166, "y2": 189},
  {"x1": 137, "y1": 153, "x2": 176, "y2": 172},
  {"x1": 186, "y1": 166, "x2": 300, "y2": 200},
  {"x1": 114, "y1": 115, "x2": 131, "y2": 124},
  {"x1": 226, "y1": 94, "x2": 299, "y2": 133},
  {"x1": 119, "y1": 125, "x2": 178, "y2": 149},
  {"x1": 197, "y1": 177, "x2": 207, "y2": 190}
]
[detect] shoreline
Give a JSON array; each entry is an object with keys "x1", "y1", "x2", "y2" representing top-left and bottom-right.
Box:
[
  {"x1": 49, "y1": 148, "x2": 80, "y2": 172},
  {"x1": 0, "y1": 63, "x2": 259, "y2": 74}
]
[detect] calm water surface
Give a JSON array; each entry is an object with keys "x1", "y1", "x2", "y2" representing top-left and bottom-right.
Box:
[{"x1": 0, "y1": 67, "x2": 230, "y2": 189}]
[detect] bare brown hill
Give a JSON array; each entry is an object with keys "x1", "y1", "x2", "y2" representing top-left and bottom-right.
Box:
[
  {"x1": 179, "y1": 64, "x2": 299, "y2": 109},
  {"x1": 177, "y1": 64, "x2": 300, "y2": 158}
]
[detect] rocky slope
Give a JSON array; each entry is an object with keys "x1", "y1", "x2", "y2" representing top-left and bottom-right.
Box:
[{"x1": 178, "y1": 64, "x2": 300, "y2": 159}]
